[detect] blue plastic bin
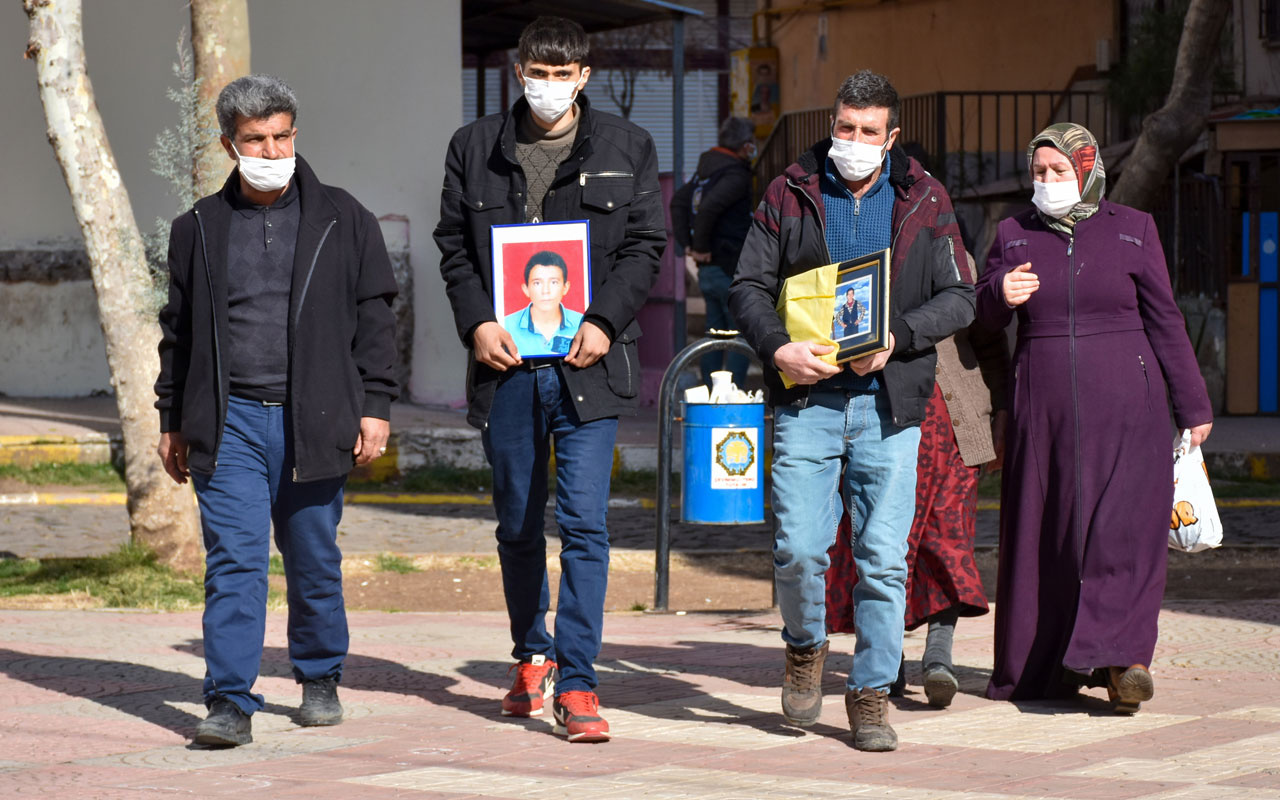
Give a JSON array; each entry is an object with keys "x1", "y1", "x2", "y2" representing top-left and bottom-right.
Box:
[{"x1": 681, "y1": 401, "x2": 765, "y2": 524}]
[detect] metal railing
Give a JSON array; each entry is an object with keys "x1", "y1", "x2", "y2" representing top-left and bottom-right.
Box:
[{"x1": 753, "y1": 90, "x2": 1113, "y2": 200}]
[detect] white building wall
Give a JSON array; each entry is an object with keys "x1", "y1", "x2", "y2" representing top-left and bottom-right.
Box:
[
  {"x1": 1235, "y1": 0, "x2": 1280, "y2": 97},
  {"x1": 0, "y1": 1, "x2": 462, "y2": 405}
]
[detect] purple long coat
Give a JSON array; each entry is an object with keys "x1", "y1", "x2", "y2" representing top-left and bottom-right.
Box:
[{"x1": 976, "y1": 201, "x2": 1212, "y2": 701}]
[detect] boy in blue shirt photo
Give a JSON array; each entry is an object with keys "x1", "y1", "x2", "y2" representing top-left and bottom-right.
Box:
[{"x1": 502, "y1": 250, "x2": 583, "y2": 356}]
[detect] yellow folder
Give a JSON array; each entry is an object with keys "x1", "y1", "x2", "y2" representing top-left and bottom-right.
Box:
[{"x1": 774, "y1": 261, "x2": 840, "y2": 389}]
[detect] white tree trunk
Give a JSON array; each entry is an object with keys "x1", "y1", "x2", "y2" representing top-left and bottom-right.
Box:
[
  {"x1": 191, "y1": 0, "x2": 250, "y2": 197},
  {"x1": 24, "y1": 0, "x2": 203, "y2": 573}
]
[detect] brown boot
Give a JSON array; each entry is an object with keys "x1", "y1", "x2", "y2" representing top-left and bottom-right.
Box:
[
  {"x1": 1106, "y1": 665, "x2": 1154, "y2": 714},
  {"x1": 781, "y1": 640, "x2": 828, "y2": 726},
  {"x1": 845, "y1": 687, "x2": 898, "y2": 752}
]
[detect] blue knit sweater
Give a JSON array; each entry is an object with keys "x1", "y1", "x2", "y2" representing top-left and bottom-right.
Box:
[
  {"x1": 821, "y1": 154, "x2": 892, "y2": 261},
  {"x1": 818, "y1": 154, "x2": 892, "y2": 392}
]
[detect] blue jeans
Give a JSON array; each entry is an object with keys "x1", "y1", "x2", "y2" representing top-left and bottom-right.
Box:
[
  {"x1": 771, "y1": 389, "x2": 921, "y2": 691},
  {"x1": 698, "y1": 265, "x2": 749, "y2": 387},
  {"x1": 193, "y1": 396, "x2": 348, "y2": 715},
  {"x1": 482, "y1": 365, "x2": 618, "y2": 694}
]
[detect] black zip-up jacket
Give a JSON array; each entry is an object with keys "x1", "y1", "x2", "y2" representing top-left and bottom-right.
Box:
[
  {"x1": 729, "y1": 141, "x2": 974, "y2": 426},
  {"x1": 670, "y1": 147, "x2": 753, "y2": 271},
  {"x1": 434, "y1": 94, "x2": 666, "y2": 429},
  {"x1": 155, "y1": 155, "x2": 400, "y2": 481}
]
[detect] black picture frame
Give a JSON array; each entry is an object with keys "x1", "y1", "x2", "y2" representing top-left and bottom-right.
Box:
[{"x1": 831, "y1": 248, "x2": 891, "y2": 363}]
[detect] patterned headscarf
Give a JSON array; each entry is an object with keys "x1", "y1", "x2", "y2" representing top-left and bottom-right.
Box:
[{"x1": 1026, "y1": 122, "x2": 1106, "y2": 231}]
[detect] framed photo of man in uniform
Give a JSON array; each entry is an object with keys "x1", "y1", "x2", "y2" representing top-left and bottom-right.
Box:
[
  {"x1": 491, "y1": 220, "x2": 592, "y2": 358},
  {"x1": 832, "y1": 248, "x2": 890, "y2": 363}
]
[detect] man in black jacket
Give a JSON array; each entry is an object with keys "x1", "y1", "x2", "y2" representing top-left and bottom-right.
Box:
[
  {"x1": 729, "y1": 71, "x2": 973, "y2": 752},
  {"x1": 155, "y1": 75, "x2": 399, "y2": 747},
  {"x1": 671, "y1": 116, "x2": 755, "y2": 386},
  {"x1": 434, "y1": 16, "x2": 663, "y2": 743}
]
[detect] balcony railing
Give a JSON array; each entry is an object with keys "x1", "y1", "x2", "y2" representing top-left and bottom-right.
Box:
[{"x1": 753, "y1": 89, "x2": 1114, "y2": 201}]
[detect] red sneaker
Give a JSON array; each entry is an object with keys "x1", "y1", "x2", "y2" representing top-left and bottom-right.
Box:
[
  {"x1": 552, "y1": 691, "x2": 611, "y2": 743},
  {"x1": 501, "y1": 655, "x2": 557, "y2": 717}
]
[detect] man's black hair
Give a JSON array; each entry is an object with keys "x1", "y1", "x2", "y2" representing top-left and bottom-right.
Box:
[
  {"x1": 833, "y1": 69, "x2": 900, "y2": 132},
  {"x1": 524, "y1": 250, "x2": 569, "y2": 283},
  {"x1": 518, "y1": 16, "x2": 589, "y2": 67}
]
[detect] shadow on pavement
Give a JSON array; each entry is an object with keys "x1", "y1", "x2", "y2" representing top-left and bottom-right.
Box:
[
  {"x1": 450, "y1": 639, "x2": 852, "y2": 743},
  {"x1": 0, "y1": 646, "x2": 287, "y2": 738}
]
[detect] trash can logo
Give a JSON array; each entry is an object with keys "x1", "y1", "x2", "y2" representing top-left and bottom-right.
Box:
[{"x1": 711, "y1": 428, "x2": 758, "y2": 489}]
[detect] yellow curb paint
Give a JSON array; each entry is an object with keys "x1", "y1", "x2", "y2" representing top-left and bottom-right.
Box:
[
  {"x1": 38, "y1": 493, "x2": 127, "y2": 505},
  {"x1": 0, "y1": 442, "x2": 106, "y2": 467},
  {"x1": 0, "y1": 492, "x2": 126, "y2": 506}
]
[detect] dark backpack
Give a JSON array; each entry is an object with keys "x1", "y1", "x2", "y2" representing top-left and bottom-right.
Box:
[{"x1": 677, "y1": 163, "x2": 736, "y2": 239}]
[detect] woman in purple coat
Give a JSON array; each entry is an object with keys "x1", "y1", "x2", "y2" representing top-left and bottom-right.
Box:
[{"x1": 976, "y1": 123, "x2": 1213, "y2": 713}]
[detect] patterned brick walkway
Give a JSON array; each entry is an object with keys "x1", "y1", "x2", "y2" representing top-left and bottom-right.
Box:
[{"x1": 2, "y1": 602, "x2": 1278, "y2": 797}]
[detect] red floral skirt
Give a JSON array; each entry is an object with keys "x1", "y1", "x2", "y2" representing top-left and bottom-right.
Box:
[{"x1": 825, "y1": 383, "x2": 990, "y2": 633}]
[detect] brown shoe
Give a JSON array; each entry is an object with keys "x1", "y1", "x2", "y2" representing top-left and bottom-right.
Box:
[
  {"x1": 845, "y1": 687, "x2": 898, "y2": 752},
  {"x1": 1106, "y1": 664, "x2": 1154, "y2": 714},
  {"x1": 781, "y1": 641, "x2": 828, "y2": 726}
]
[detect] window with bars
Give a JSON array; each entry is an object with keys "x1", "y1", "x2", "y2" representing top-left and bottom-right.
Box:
[{"x1": 1263, "y1": 0, "x2": 1280, "y2": 45}]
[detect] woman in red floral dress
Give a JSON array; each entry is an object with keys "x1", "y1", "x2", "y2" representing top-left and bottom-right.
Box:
[{"x1": 826, "y1": 254, "x2": 1008, "y2": 708}]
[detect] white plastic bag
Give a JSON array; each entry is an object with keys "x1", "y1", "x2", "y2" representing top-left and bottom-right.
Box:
[{"x1": 1169, "y1": 429, "x2": 1223, "y2": 552}]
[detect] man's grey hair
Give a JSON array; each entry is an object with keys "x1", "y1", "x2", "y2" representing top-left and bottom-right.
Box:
[
  {"x1": 717, "y1": 116, "x2": 755, "y2": 150},
  {"x1": 216, "y1": 74, "x2": 298, "y2": 139},
  {"x1": 833, "y1": 70, "x2": 899, "y2": 132}
]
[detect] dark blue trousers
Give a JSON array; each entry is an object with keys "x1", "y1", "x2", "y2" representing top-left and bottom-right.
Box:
[
  {"x1": 193, "y1": 396, "x2": 347, "y2": 715},
  {"x1": 482, "y1": 366, "x2": 617, "y2": 694}
]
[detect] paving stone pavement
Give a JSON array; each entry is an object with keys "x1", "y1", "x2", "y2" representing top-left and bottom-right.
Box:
[
  {"x1": 1, "y1": 603, "x2": 1279, "y2": 798},
  {"x1": 8, "y1": 499, "x2": 1280, "y2": 560}
]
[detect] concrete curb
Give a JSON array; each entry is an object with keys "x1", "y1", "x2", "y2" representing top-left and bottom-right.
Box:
[
  {"x1": 3, "y1": 428, "x2": 1276, "y2": 481},
  {"x1": 0, "y1": 490, "x2": 659, "y2": 509},
  {"x1": 0, "y1": 433, "x2": 119, "y2": 468},
  {"x1": 2, "y1": 490, "x2": 1277, "y2": 511}
]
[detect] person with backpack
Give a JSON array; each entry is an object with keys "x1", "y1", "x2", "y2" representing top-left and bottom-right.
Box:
[{"x1": 671, "y1": 116, "x2": 755, "y2": 386}]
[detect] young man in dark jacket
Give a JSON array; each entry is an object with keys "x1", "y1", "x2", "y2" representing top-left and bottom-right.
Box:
[
  {"x1": 433, "y1": 16, "x2": 664, "y2": 743},
  {"x1": 671, "y1": 116, "x2": 755, "y2": 385},
  {"x1": 155, "y1": 75, "x2": 399, "y2": 747},
  {"x1": 728, "y1": 70, "x2": 973, "y2": 751}
]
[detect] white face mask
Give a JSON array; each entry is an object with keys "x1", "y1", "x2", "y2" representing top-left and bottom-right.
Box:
[
  {"x1": 829, "y1": 135, "x2": 886, "y2": 182},
  {"x1": 521, "y1": 72, "x2": 582, "y2": 124},
  {"x1": 232, "y1": 143, "x2": 295, "y2": 192},
  {"x1": 1032, "y1": 179, "x2": 1082, "y2": 219}
]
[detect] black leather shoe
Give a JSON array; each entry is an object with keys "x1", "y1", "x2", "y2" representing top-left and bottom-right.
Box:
[
  {"x1": 299, "y1": 676, "x2": 343, "y2": 726},
  {"x1": 194, "y1": 697, "x2": 252, "y2": 746}
]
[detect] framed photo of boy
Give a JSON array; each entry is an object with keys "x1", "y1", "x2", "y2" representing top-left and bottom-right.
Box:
[
  {"x1": 491, "y1": 220, "x2": 592, "y2": 358},
  {"x1": 832, "y1": 248, "x2": 890, "y2": 363}
]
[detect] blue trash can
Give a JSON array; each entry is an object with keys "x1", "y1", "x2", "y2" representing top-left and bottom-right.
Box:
[{"x1": 681, "y1": 401, "x2": 765, "y2": 524}]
